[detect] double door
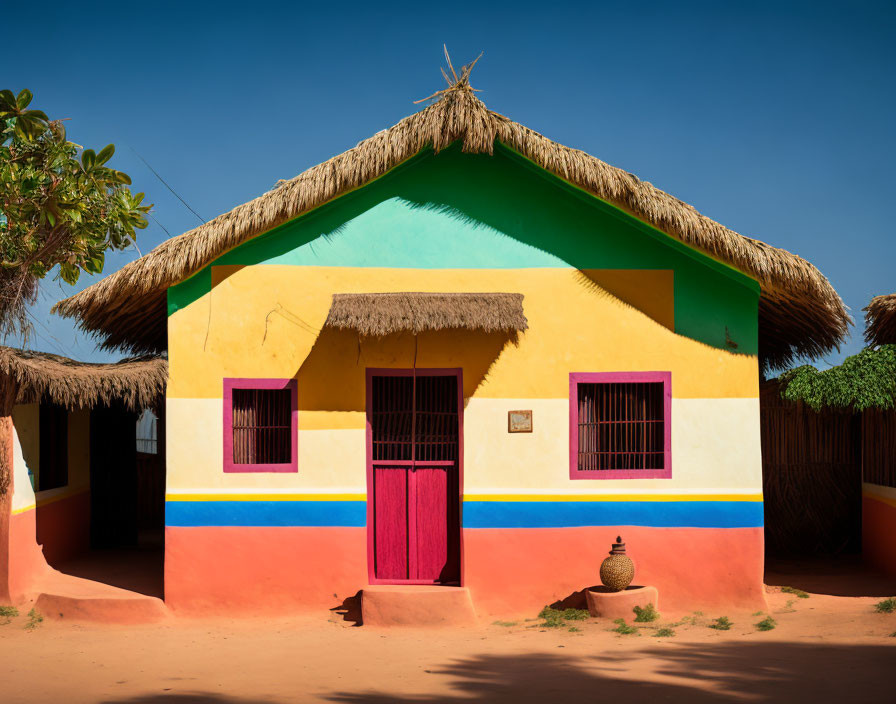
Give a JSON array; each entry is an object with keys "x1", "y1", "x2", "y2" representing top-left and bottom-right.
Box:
[{"x1": 367, "y1": 369, "x2": 461, "y2": 584}]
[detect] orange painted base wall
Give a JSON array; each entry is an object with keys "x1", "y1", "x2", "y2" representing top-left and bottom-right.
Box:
[
  {"x1": 863, "y1": 494, "x2": 896, "y2": 575},
  {"x1": 35, "y1": 491, "x2": 90, "y2": 566},
  {"x1": 165, "y1": 525, "x2": 766, "y2": 616},
  {"x1": 8, "y1": 508, "x2": 50, "y2": 602}
]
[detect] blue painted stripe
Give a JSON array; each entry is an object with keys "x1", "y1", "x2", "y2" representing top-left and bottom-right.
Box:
[
  {"x1": 166, "y1": 500, "x2": 367, "y2": 527},
  {"x1": 166, "y1": 500, "x2": 763, "y2": 529},
  {"x1": 462, "y1": 501, "x2": 763, "y2": 529}
]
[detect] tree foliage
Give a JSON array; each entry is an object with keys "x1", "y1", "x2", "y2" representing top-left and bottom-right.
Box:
[
  {"x1": 0, "y1": 88, "x2": 149, "y2": 339},
  {"x1": 777, "y1": 345, "x2": 896, "y2": 411}
]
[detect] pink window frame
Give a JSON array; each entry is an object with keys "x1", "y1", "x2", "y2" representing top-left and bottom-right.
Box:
[
  {"x1": 568, "y1": 371, "x2": 672, "y2": 480},
  {"x1": 365, "y1": 367, "x2": 465, "y2": 586},
  {"x1": 223, "y1": 377, "x2": 298, "y2": 473}
]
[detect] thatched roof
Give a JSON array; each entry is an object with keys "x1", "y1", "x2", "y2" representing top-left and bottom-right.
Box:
[
  {"x1": 324, "y1": 292, "x2": 527, "y2": 337},
  {"x1": 0, "y1": 347, "x2": 167, "y2": 411},
  {"x1": 865, "y1": 294, "x2": 896, "y2": 347},
  {"x1": 52, "y1": 66, "x2": 849, "y2": 370}
]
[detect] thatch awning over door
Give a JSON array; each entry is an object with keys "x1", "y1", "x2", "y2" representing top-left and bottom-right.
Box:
[
  {"x1": 323, "y1": 292, "x2": 528, "y2": 337},
  {"x1": 865, "y1": 294, "x2": 896, "y2": 347}
]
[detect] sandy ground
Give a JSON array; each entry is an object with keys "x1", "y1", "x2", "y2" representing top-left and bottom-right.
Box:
[{"x1": 2, "y1": 586, "x2": 895, "y2": 704}]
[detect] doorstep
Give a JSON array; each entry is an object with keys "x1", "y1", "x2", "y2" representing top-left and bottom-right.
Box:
[{"x1": 361, "y1": 585, "x2": 476, "y2": 627}]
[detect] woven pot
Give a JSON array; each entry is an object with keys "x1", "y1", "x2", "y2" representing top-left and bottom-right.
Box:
[{"x1": 599, "y1": 536, "x2": 634, "y2": 592}]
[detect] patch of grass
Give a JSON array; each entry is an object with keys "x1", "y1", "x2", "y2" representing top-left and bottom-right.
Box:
[
  {"x1": 492, "y1": 620, "x2": 518, "y2": 627},
  {"x1": 0, "y1": 605, "x2": 19, "y2": 625},
  {"x1": 633, "y1": 604, "x2": 660, "y2": 622},
  {"x1": 24, "y1": 608, "x2": 43, "y2": 631},
  {"x1": 781, "y1": 586, "x2": 809, "y2": 599},
  {"x1": 653, "y1": 627, "x2": 675, "y2": 637},
  {"x1": 779, "y1": 600, "x2": 797, "y2": 614},
  {"x1": 536, "y1": 606, "x2": 590, "y2": 628},
  {"x1": 568, "y1": 626, "x2": 581, "y2": 633},
  {"x1": 708, "y1": 616, "x2": 732, "y2": 631},
  {"x1": 755, "y1": 616, "x2": 777, "y2": 631},
  {"x1": 611, "y1": 618, "x2": 638, "y2": 635},
  {"x1": 889, "y1": 631, "x2": 896, "y2": 638},
  {"x1": 752, "y1": 610, "x2": 764, "y2": 616},
  {"x1": 874, "y1": 598, "x2": 896, "y2": 614}
]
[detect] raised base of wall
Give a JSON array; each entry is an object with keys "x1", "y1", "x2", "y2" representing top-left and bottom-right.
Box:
[
  {"x1": 165, "y1": 525, "x2": 765, "y2": 616},
  {"x1": 35, "y1": 490, "x2": 90, "y2": 566},
  {"x1": 8, "y1": 508, "x2": 51, "y2": 602},
  {"x1": 863, "y1": 487, "x2": 896, "y2": 575}
]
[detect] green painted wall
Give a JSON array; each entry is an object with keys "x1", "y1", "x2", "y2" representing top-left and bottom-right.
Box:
[{"x1": 168, "y1": 144, "x2": 759, "y2": 354}]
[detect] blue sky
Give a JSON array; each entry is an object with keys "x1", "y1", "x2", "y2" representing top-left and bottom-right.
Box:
[{"x1": 5, "y1": 0, "x2": 894, "y2": 367}]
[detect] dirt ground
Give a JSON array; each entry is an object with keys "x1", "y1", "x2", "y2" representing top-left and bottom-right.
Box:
[{"x1": 1, "y1": 586, "x2": 895, "y2": 704}]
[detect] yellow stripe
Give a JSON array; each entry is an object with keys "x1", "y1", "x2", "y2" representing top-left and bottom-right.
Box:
[
  {"x1": 166, "y1": 493, "x2": 367, "y2": 502},
  {"x1": 463, "y1": 493, "x2": 763, "y2": 503},
  {"x1": 11, "y1": 504, "x2": 36, "y2": 515},
  {"x1": 864, "y1": 491, "x2": 896, "y2": 510},
  {"x1": 34, "y1": 487, "x2": 89, "y2": 508},
  {"x1": 166, "y1": 492, "x2": 762, "y2": 503}
]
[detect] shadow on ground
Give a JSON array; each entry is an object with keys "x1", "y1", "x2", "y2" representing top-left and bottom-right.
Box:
[
  {"x1": 100, "y1": 695, "x2": 277, "y2": 704},
  {"x1": 324, "y1": 641, "x2": 894, "y2": 704},
  {"x1": 765, "y1": 555, "x2": 896, "y2": 598}
]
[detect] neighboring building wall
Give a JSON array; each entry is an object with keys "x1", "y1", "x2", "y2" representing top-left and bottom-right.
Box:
[
  {"x1": 11, "y1": 404, "x2": 91, "y2": 565},
  {"x1": 863, "y1": 484, "x2": 896, "y2": 574},
  {"x1": 164, "y1": 146, "x2": 763, "y2": 615},
  {"x1": 7, "y1": 421, "x2": 50, "y2": 601}
]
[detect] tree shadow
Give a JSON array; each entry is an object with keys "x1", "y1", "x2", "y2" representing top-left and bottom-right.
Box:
[{"x1": 324, "y1": 642, "x2": 893, "y2": 704}]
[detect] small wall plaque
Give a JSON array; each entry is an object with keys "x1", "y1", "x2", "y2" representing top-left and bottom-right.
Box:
[{"x1": 508, "y1": 410, "x2": 533, "y2": 433}]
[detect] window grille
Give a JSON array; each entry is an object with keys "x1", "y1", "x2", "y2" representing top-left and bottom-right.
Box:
[{"x1": 232, "y1": 388, "x2": 292, "y2": 464}]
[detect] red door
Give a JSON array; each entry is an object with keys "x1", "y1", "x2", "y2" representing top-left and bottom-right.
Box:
[{"x1": 367, "y1": 370, "x2": 461, "y2": 584}]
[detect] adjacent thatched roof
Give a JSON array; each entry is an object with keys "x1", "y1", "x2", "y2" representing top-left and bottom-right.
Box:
[
  {"x1": 865, "y1": 294, "x2": 896, "y2": 347},
  {"x1": 0, "y1": 347, "x2": 167, "y2": 411},
  {"x1": 52, "y1": 67, "x2": 850, "y2": 369},
  {"x1": 324, "y1": 292, "x2": 527, "y2": 337}
]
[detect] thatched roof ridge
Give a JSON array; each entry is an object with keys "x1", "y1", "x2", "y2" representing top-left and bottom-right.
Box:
[
  {"x1": 0, "y1": 347, "x2": 167, "y2": 411},
  {"x1": 52, "y1": 78, "x2": 850, "y2": 369},
  {"x1": 324, "y1": 292, "x2": 527, "y2": 337},
  {"x1": 865, "y1": 294, "x2": 896, "y2": 347}
]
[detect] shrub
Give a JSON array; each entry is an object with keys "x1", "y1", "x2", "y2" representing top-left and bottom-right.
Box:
[
  {"x1": 537, "y1": 606, "x2": 590, "y2": 628},
  {"x1": 653, "y1": 627, "x2": 675, "y2": 637},
  {"x1": 708, "y1": 616, "x2": 732, "y2": 631},
  {"x1": 611, "y1": 618, "x2": 638, "y2": 635},
  {"x1": 632, "y1": 604, "x2": 660, "y2": 622},
  {"x1": 874, "y1": 598, "x2": 896, "y2": 614},
  {"x1": 756, "y1": 616, "x2": 777, "y2": 631}
]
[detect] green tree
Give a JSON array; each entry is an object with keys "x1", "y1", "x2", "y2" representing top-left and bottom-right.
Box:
[
  {"x1": 0, "y1": 89, "x2": 150, "y2": 496},
  {"x1": 0, "y1": 88, "x2": 150, "y2": 339}
]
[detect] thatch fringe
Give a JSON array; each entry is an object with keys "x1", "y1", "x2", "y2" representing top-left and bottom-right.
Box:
[
  {"x1": 52, "y1": 78, "x2": 850, "y2": 369},
  {"x1": 324, "y1": 292, "x2": 527, "y2": 337},
  {"x1": 0, "y1": 347, "x2": 167, "y2": 412},
  {"x1": 864, "y1": 294, "x2": 896, "y2": 347}
]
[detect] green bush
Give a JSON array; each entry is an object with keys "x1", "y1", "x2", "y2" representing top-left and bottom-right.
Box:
[
  {"x1": 611, "y1": 618, "x2": 638, "y2": 635},
  {"x1": 755, "y1": 616, "x2": 777, "y2": 631},
  {"x1": 633, "y1": 604, "x2": 660, "y2": 622},
  {"x1": 874, "y1": 598, "x2": 896, "y2": 614},
  {"x1": 708, "y1": 616, "x2": 732, "y2": 631}
]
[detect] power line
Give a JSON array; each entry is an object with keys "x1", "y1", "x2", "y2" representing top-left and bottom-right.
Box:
[{"x1": 129, "y1": 146, "x2": 206, "y2": 225}]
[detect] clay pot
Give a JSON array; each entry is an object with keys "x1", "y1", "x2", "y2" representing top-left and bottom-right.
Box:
[{"x1": 599, "y1": 536, "x2": 634, "y2": 592}]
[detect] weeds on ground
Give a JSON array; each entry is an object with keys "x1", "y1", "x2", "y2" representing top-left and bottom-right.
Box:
[
  {"x1": 536, "y1": 607, "x2": 590, "y2": 628},
  {"x1": 492, "y1": 620, "x2": 518, "y2": 627},
  {"x1": 889, "y1": 632, "x2": 896, "y2": 638},
  {"x1": 755, "y1": 616, "x2": 777, "y2": 631},
  {"x1": 568, "y1": 626, "x2": 581, "y2": 633},
  {"x1": 653, "y1": 627, "x2": 675, "y2": 637},
  {"x1": 611, "y1": 618, "x2": 638, "y2": 635},
  {"x1": 0, "y1": 605, "x2": 18, "y2": 625},
  {"x1": 874, "y1": 598, "x2": 896, "y2": 614},
  {"x1": 633, "y1": 604, "x2": 660, "y2": 622},
  {"x1": 779, "y1": 600, "x2": 797, "y2": 613},
  {"x1": 24, "y1": 608, "x2": 43, "y2": 631},
  {"x1": 708, "y1": 616, "x2": 732, "y2": 631},
  {"x1": 781, "y1": 586, "x2": 809, "y2": 599}
]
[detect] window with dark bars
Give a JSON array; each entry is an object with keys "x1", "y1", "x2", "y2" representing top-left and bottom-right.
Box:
[
  {"x1": 231, "y1": 388, "x2": 292, "y2": 464},
  {"x1": 577, "y1": 382, "x2": 665, "y2": 471}
]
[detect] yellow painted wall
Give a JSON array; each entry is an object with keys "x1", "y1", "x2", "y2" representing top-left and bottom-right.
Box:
[
  {"x1": 11, "y1": 404, "x2": 90, "y2": 504},
  {"x1": 166, "y1": 265, "x2": 762, "y2": 497}
]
